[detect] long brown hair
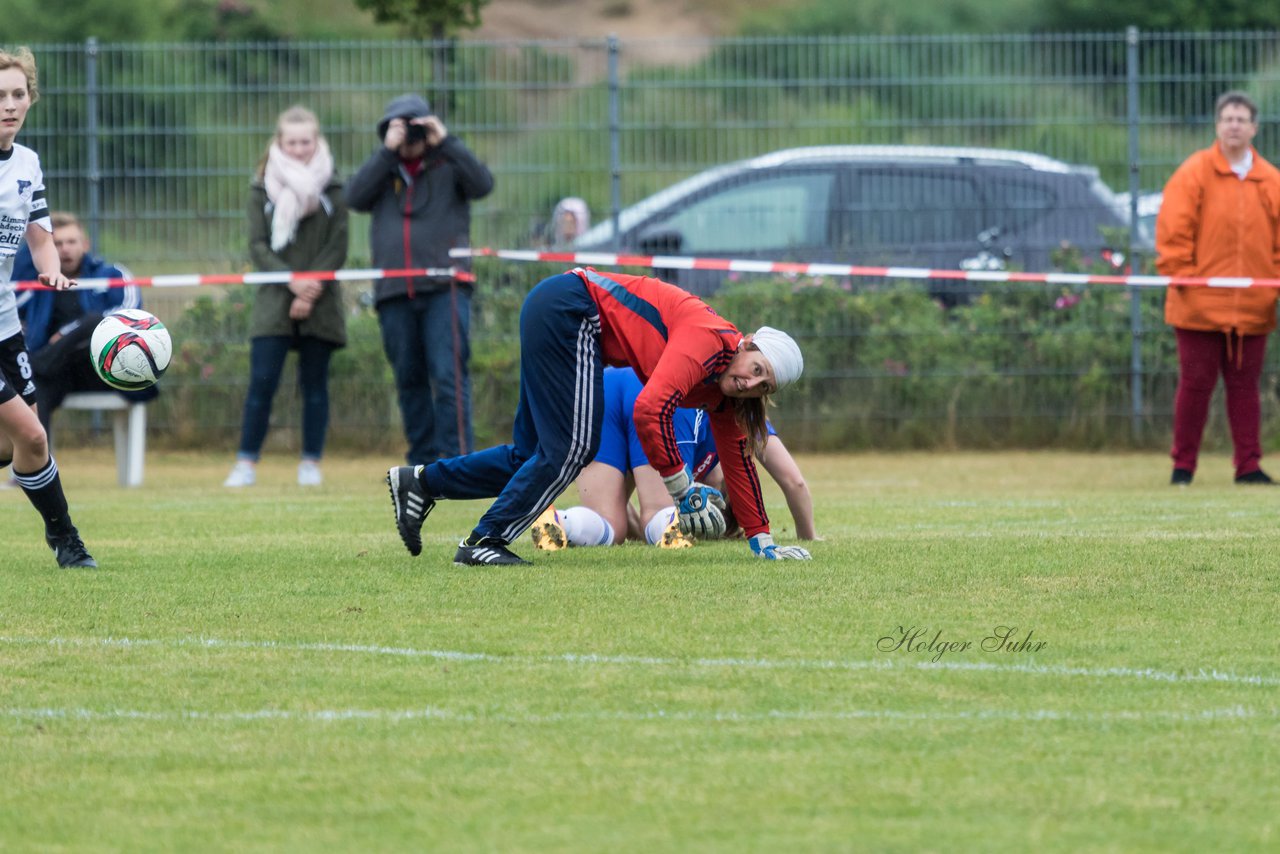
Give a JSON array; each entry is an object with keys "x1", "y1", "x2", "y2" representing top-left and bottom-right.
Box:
[
  {"x1": 732, "y1": 339, "x2": 773, "y2": 455},
  {"x1": 734, "y1": 395, "x2": 771, "y2": 458}
]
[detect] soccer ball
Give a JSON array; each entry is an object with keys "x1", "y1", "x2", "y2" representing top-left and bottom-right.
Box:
[{"x1": 90, "y1": 308, "x2": 173, "y2": 391}]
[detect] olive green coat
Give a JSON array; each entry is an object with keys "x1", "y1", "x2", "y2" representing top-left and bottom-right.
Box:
[{"x1": 247, "y1": 177, "x2": 350, "y2": 347}]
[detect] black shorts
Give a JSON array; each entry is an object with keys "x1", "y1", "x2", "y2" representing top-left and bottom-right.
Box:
[{"x1": 0, "y1": 332, "x2": 39, "y2": 407}]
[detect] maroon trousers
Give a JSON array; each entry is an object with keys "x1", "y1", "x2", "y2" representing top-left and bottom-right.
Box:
[{"x1": 1171, "y1": 327, "x2": 1268, "y2": 477}]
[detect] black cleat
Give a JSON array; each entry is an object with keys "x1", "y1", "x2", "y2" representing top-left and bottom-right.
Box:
[
  {"x1": 1171, "y1": 468, "x2": 1194, "y2": 486},
  {"x1": 46, "y1": 528, "x2": 97, "y2": 568},
  {"x1": 387, "y1": 466, "x2": 435, "y2": 556},
  {"x1": 454, "y1": 538, "x2": 531, "y2": 567},
  {"x1": 1235, "y1": 469, "x2": 1275, "y2": 485}
]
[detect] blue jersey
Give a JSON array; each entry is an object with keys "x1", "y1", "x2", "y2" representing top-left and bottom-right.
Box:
[
  {"x1": 593, "y1": 365, "x2": 773, "y2": 479},
  {"x1": 686, "y1": 407, "x2": 776, "y2": 480},
  {"x1": 594, "y1": 366, "x2": 704, "y2": 475}
]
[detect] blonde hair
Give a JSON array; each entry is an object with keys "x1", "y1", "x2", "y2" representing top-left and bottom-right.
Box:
[
  {"x1": 50, "y1": 211, "x2": 81, "y2": 230},
  {"x1": 0, "y1": 46, "x2": 39, "y2": 104},
  {"x1": 255, "y1": 105, "x2": 323, "y2": 178},
  {"x1": 276, "y1": 104, "x2": 320, "y2": 139}
]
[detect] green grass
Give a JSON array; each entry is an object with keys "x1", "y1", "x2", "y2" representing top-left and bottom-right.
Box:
[{"x1": 2, "y1": 450, "x2": 1278, "y2": 851}]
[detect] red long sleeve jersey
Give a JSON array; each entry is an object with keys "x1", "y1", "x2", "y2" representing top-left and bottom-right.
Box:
[{"x1": 573, "y1": 267, "x2": 771, "y2": 537}]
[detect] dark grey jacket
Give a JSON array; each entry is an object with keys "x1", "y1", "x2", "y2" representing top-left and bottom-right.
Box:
[
  {"x1": 346, "y1": 99, "x2": 494, "y2": 305},
  {"x1": 247, "y1": 177, "x2": 350, "y2": 346}
]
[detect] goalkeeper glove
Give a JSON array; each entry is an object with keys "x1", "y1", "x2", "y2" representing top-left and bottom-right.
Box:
[
  {"x1": 748, "y1": 533, "x2": 812, "y2": 560},
  {"x1": 663, "y1": 469, "x2": 727, "y2": 539}
]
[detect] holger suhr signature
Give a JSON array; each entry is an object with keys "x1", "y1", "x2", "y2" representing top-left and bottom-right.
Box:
[{"x1": 877, "y1": 626, "x2": 1047, "y2": 663}]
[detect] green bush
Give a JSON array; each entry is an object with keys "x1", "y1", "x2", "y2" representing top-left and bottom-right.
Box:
[{"x1": 92, "y1": 266, "x2": 1280, "y2": 455}]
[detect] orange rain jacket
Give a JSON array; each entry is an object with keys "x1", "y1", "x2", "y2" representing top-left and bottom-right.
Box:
[{"x1": 1157, "y1": 142, "x2": 1280, "y2": 335}]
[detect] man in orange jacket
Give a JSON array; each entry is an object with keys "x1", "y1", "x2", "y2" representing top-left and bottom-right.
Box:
[{"x1": 1157, "y1": 90, "x2": 1280, "y2": 486}]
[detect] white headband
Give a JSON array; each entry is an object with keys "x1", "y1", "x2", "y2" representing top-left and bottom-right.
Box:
[{"x1": 750, "y1": 326, "x2": 803, "y2": 390}]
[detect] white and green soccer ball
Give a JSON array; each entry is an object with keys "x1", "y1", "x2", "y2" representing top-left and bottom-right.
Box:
[{"x1": 90, "y1": 308, "x2": 173, "y2": 391}]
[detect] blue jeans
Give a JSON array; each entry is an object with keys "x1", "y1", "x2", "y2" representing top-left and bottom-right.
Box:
[
  {"x1": 377, "y1": 288, "x2": 474, "y2": 465},
  {"x1": 237, "y1": 335, "x2": 335, "y2": 461}
]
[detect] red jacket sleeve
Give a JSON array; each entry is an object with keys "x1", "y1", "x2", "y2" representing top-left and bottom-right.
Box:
[
  {"x1": 708, "y1": 409, "x2": 770, "y2": 538},
  {"x1": 631, "y1": 327, "x2": 772, "y2": 538},
  {"x1": 632, "y1": 337, "x2": 709, "y2": 477}
]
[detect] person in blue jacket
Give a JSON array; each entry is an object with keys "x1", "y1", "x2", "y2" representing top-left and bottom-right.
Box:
[{"x1": 14, "y1": 211, "x2": 149, "y2": 441}]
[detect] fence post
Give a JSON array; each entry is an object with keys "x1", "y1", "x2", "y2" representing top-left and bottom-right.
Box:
[
  {"x1": 608, "y1": 34, "x2": 621, "y2": 250},
  {"x1": 1126, "y1": 25, "x2": 1144, "y2": 442},
  {"x1": 85, "y1": 36, "x2": 103, "y2": 252}
]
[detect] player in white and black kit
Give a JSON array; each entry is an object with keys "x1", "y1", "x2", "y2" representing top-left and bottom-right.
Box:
[{"x1": 0, "y1": 47, "x2": 96, "y2": 568}]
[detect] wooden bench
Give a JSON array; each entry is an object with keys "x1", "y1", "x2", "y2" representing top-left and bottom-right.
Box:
[{"x1": 62, "y1": 392, "x2": 148, "y2": 487}]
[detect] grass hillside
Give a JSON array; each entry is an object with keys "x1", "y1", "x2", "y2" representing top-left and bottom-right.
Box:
[{"x1": 240, "y1": 0, "x2": 787, "y2": 41}]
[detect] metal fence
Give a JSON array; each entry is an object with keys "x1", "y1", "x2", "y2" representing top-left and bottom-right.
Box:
[{"x1": 18, "y1": 31, "x2": 1280, "y2": 453}]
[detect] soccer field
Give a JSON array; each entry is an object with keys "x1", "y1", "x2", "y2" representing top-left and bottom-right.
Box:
[{"x1": 2, "y1": 450, "x2": 1276, "y2": 851}]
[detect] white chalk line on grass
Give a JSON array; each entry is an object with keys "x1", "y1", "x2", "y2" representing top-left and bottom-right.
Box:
[
  {"x1": 2, "y1": 635, "x2": 1278, "y2": 688},
  {"x1": 4, "y1": 705, "x2": 1274, "y2": 726}
]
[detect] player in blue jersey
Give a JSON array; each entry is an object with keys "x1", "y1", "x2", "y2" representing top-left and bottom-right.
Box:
[
  {"x1": 0, "y1": 47, "x2": 97, "y2": 568},
  {"x1": 529, "y1": 366, "x2": 819, "y2": 550}
]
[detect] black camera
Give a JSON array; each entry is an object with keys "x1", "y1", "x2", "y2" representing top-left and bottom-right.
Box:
[{"x1": 403, "y1": 117, "x2": 428, "y2": 143}]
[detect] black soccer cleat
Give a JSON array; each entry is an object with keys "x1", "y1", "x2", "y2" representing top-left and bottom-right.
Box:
[
  {"x1": 1170, "y1": 468, "x2": 1194, "y2": 486},
  {"x1": 1235, "y1": 468, "x2": 1275, "y2": 485},
  {"x1": 454, "y1": 538, "x2": 531, "y2": 567},
  {"x1": 46, "y1": 527, "x2": 98, "y2": 569},
  {"x1": 387, "y1": 466, "x2": 435, "y2": 556}
]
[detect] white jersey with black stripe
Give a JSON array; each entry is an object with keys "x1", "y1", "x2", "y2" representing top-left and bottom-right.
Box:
[{"x1": 0, "y1": 143, "x2": 51, "y2": 341}]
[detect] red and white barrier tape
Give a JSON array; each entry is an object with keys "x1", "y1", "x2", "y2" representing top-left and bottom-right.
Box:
[
  {"x1": 11, "y1": 248, "x2": 1280, "y2": 290},
  {"x1": 13, "y1": 267, "x2": 470, "y2": 291},
  {"x1": 455, "y1": 248, "x2": 1266, "y2": 290}
]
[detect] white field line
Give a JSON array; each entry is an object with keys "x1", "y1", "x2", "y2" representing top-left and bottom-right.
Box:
[
  {"x1": 3, "y1": 705, "x2": 1273, "y2": 725},
  {"x1": 2, "y1": 635, "x2": 1278, "y2": 688}
]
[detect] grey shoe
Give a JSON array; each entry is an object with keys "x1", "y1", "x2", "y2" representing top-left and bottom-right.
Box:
[
  {"x1": 46, "y1": 527, "x2": 98, "y2": 569},
  {"x1": 386, "y1": 466, "x2": 434, "y2": 556}
]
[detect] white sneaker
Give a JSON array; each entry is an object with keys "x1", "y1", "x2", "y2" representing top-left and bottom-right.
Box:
[
  {"x1": 298, "y1": 460, "x2": 322, "y2": 487},
  {"x1": 223, "y1": 460, "x2": 257, "y2": 487}
]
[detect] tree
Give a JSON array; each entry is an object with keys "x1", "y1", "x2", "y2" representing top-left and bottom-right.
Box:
[{"x1": 351, "y1": 0, "x2": 487, "y2": 40}]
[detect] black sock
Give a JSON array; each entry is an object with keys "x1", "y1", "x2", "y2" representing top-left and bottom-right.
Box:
[
  {"x1": 14, "y1": 457, "x2": 74, "y2": 536},
  {"x1": 418, "y1": 463, "x2": 444, "y2": 499}
]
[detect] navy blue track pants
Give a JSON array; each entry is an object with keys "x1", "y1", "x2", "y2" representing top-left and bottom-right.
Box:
[{"x1": 423, "y1": 273, "x2": 604, "y2": 544}]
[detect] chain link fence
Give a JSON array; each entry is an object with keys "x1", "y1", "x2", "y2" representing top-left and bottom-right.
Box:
[{"x1": 17, "y1": 31, "x2": 1280, "y2": 453}]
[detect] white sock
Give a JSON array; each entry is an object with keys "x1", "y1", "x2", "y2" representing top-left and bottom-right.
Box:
[
  {"x1": 561, "y1": 506, "x2": 615, "y2": 546},
  {"x1": 644, "y1": 507, "x2": 679, "y2": 545}
]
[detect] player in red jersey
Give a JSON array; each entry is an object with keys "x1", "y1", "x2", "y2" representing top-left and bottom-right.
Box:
[{"x1": 386, "y1": 267, "x2": 811, "y2": 565}]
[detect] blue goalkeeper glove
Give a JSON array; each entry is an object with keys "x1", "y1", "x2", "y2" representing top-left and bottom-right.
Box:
[
  {"x1": 663, "y1": 469, "x2": 727, "y2": 539},
  {"x1": 749, "y1": 533, "x2": 812, "y2": 560}
]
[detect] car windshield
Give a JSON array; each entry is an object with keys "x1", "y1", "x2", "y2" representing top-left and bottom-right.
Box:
[{"x1": 575, "y1": 161, "x2": 753, "y2": 247}]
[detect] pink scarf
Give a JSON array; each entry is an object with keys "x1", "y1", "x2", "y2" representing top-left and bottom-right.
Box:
[{"x1": 264, "y1": 138, "x2": 334, "y2": 252}]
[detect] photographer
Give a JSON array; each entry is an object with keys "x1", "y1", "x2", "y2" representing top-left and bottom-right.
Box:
[{"x1": 347, "y1": 94, "x2": 494, "y2": 465}]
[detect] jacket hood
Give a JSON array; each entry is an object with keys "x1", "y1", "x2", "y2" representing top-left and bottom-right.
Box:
[{"x1": 377, "y1": 94, "x2": 433, "y2": 139}]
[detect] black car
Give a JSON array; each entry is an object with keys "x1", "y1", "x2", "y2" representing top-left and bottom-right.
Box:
[{"x1": 576, "y1": 145, "x2": 1137, "y2": 296}]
